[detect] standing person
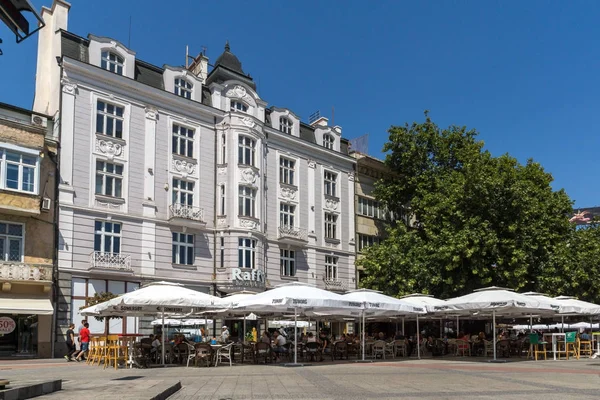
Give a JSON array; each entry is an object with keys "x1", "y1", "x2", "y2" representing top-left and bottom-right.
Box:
[
  {"x1": 74, "y1": 322, "x2": 90, "y2": 362},
  {"x1": 77, "y1": 319, "x2": 87, "y2": 351},
  {"x1": 64, "y1": 323, "x2": 77, "y2": 361},
  {"x1": 220, "y1": 326, "x2": 230, "y2": 343}
]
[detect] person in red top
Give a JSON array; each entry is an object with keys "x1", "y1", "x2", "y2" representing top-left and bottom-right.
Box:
[{"x1": 74, "y1": 322, "x2": 90, "y2": 362}]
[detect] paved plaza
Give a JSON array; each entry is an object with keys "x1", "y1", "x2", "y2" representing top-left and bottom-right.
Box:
[{"x1": 0, "y1": 357, "x2": 599, "y2": 399}]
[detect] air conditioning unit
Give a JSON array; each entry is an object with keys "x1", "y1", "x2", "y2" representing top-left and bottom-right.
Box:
[
  {"x1": 31, "y1": 114, "x2": 48, "y2": 128},
  {"x1": 41, "y1": 197, "x2": 51, "y2": 211}
]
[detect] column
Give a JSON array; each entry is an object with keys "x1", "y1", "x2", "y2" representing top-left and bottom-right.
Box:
[
  {"x1": 307, "y1": 160, "x2": 316, "y2": 240},
  {"x1": 142, "y1": 106, "x2": 157, "y2": 218},
  {"x1": 58, "y1": 78, "x2": 77, "y2": 205}
]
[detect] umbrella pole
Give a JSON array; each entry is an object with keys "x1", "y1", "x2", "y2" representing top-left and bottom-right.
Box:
[
  {"x1": 161, "y1": 308, "x2": 166, "y2": 366},
  {"x1": 362, "y1": 311, "x2": 366, "y2": 361},
  {"x1": 204, "y1": 316, "x2": 207, "y2": 342},
  {"x1": 402, "y1": 317, "x2": 405, "y2": 335},
  {"x1": 416, "y1": 315, "x2": 420, "y2": 360},
  {"x1": 294, "y1": 308, "x2": 298, "y2": 365},
  {"x1": 492, "y1": 310, "x2": 497, "y2": 361},
  {"x1": 529, "y1": 314, "x2": 533, "y2": 333},
  {"x1": 561, "y1": 315, "x2": 564, "y2": 333},
  {"x1": 456, "y1": 315, "x2": 459, "y2": 335},
  {"x1": 243, "y1": 315, "x2": 247, "y2": 342},
  {"x1": 440, "y1": 318, "x2": 443, "y2": 338}
]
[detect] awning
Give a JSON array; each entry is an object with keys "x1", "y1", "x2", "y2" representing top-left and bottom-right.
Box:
[{"x1": 0, "y1": 295, "x2": 53, "y2": 315}]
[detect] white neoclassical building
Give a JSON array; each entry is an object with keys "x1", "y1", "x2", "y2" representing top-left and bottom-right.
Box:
[{"x1": 33, "y1": 1, "x2": 356, "y2": 351}]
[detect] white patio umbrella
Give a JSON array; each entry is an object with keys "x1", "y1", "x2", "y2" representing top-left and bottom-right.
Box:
[
  {"x1": 399, "y1": 294, "x2": 447, "y2": 359},
  {"x1": 342, "y1": 289, "x2": 426, "y2": 362},
  {"x1": 234, "y1": 282, "x2": 363, "y2": 366},
  {"x1": 554, "y1": 296, "x2": 600, "y2": 315},
  {"x1": 214, "y1": 292, "x2": 257, "y2": 340},
  {"x1": 88, "y1": 281, "x2": 221, "y2": 365},
  {"x1": 522, "y1": 292, "x2": 562, "y2": 332},
  {"x1": 434, "y1": 287, "x2": 556, "y2": 361}
]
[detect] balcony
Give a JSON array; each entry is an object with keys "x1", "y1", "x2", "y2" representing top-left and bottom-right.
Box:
[
  {"x1": 278, "y1": 225, "x2": 308, "y2": 245},
  {"x1": 323, "y1": 278, "x2": 347, "y2": 292},
  {"x1": 0, "y1": 262, "x2": 52, "y2": 282},
  {"x1": 169, "y1": 203, "x2": 206, "y2": 228},
  {"x1": 89, "y1": 252, "x2": 132, "y2": 272}
]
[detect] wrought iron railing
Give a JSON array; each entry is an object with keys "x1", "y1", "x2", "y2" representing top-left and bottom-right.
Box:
[
  {"x1": 169, "y1": 203, "x2": 205, "y2": 223},
  {"x1": 90, "y1": 251, "x2": 132, "y2": 271},
  {"x1": 323, "y1": 278, "x2": 347, "y2": 291},
  {"x1": 278, "y1": 225, "x2": 308, "y2": 241}
]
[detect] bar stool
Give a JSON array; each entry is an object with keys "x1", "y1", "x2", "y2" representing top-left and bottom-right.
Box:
[
  {"x1": 104, "y1": 335, "x2": 121, "y2": 370},
  {"x1": 93, "y1": 336, "x2": 108, "y2": 367}
]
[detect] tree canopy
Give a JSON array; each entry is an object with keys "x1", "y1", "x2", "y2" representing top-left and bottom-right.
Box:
[{"x1": 359, "y1": 113, "x2": 582, "y2": 300}]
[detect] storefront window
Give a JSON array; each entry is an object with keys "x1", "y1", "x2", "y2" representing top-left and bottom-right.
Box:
[{"x1": 0, "y1": 314, "x2": 38, "y2": 356}]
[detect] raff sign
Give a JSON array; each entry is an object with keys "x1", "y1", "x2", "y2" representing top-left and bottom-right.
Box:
[
  {"x1": 0, "y1": 317, "x2": 16, "y2": 334},
  {"x1": 231, "y1": 268, "x2": 265, "y2": 288}
]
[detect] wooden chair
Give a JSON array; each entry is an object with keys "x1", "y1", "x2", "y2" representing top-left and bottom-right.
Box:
[
  {"x1": 579, "y1": 335, "x2": 593, "y2": 358},
  {"x1": 215, "y1": 343, "x2": 234, "y2": 367},
  {"x1": 394, "y1": 340, "x2": 407, "y2": 357},
  {"x1": 483, "y1": 340, "x2": 495, "y2": 357},
  {"x1": 173, "y1": 343, "x2": 189, "y2": 364},
  {"x1": 455, "y1": 339, "x2": 470, "y2": 356},
  {"x1": 372, "y1": 340, "x2": 386, "y2": 359},
  {"x1": 86, "y1": 336, "x2": 100, "y2": 365},
  {"x1": 191, "y1": 343, "x2": 213, "y2": 367},
  {"x1": 254, "y1": 342, "x2": 271, "y2": 364},
  {"x1": 496, "y1": 340, "x2": 511, "y2": 358},
  {"x1": 304, "y1": 342, "x2": 321, "y2": 362},
  {"x1": 527, "y1": 333, "x2": 547, "y2": 360},
  {"x1": 104, "y1": 335, "x2": 121, "y2": 370},
  {"x1": 333, "y1": 341, "x2": 349, "y2": 360}
]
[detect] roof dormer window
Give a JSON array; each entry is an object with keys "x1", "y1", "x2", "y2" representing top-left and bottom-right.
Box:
[
  {"x1": 174, "y1": 78, "x2": 193, "y2": 100},
  {"x1": 279, "y1": 117, "x2": 292, "y2": 134},
  {"x1": 230, "y1": 100, "x2": 248, "y2": 113},
  {"x1": 323, "y1": 133, "x2": 334, "y2": 150},
  {"x1": 101, "y1": 51, "x2": 124, "y2": 75}
]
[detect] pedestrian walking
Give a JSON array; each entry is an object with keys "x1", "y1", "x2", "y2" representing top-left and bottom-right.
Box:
[
  {"x1": 64, "y1": 323, "x2": 77, "y2": 361},
  {"x1": 74, "y1": 322, "x2": 90, "y2": 362}
]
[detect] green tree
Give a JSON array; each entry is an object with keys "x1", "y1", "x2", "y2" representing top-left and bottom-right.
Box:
[
  {"x1": 79, "y1": 292, "x2": 120, "y2": 335},
  {"x1": 359, "y1": 113, "x2": 574, "y2": 299},
  {"x1": 540, "y1": 221, "x2": 600, "y2": 303}
]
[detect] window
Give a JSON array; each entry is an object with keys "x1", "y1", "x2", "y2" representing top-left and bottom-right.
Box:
[
  {"x1": 172, "y1": 124, "x2": 194, "y2": 158},
  {"x1": 172, "y1": 232, "x2": 194, "y2": 265},
  {"x1": 230, "y1": 100, "x2": 248, "y2": 113},
  {"x1": 238, "y1": 238, "x2": 256, "y2": 269},
  {"x1": 94, "y1": 221, "x2": 121, "y2": 254},
  {"x1": 101, "y1": 51, "x2": 124, "y2": 75},
  {"x1": 0, "y1": 222, "x2": 23, "y2": 261},
  {"x1": 323, "y1": 134, "x2": 334, "y2": 149},
  {"x1": 95, "y1": 160, "x2": 123, "y2": 198},
  {"x1": 280, "y1": 249, "x2": 296, "y2": 277},
  {"x1": 238, "y1": 186, "x2": 256, "y2": 217},
  {"x1": 174, "y1": 78, "x2": 192, "y2": 99},
  {"x1": 220, "y1": 134, "x2": 226, "y2": 164},
  {"x1": 357, "y1": 197, "x2": 384, "y2": 219},
  {"x1": 220, "y1": 237, "x2": 225, "y2": 269},
  {"x1": 0, "y1": 149, "x2": 37, "y2": 193},
  {"x1": 325, "y1": 255, "x2": 338, "y2": 280},
  {"x1": 324, "y1": 171, "x2": 337, "y2": 197},
  {"x1": 96, "y1": 101, "x2": 124, "y2": 139},
  {"x1": 357, "y1": 234, "x2": 380, "y2": 251},
  {"x1": 219, "y1": 185, "x2": 226, "y2": 215},
  {"x1": 238, "y1": 136, "x2": 256, "y2": 166},
  {"x1": 324, "y1": 212, "x2": 338, "y2": 239},
  {"x1": 279, "y1": 117, "x2": 292, "y2": 134},
  {"x1": 280, "y1": 203, "x2": 295, "y2": 228},
  {"x1": 172, "y1": 178, "x2": 194, "y2": 206},
  {"x1": 279, "y1": 157, "x2": 295, "y2": 186}
]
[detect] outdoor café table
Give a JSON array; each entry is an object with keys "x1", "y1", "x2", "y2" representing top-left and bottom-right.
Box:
[
  {"x1": 118, "y1": 334, "x2": 145, "y2": 369},
  {"x1": 544, "y1": 333, "x2": 566, "y2": 361}
]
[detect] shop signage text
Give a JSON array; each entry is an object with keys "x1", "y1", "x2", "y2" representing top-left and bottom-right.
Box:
[
  {"x1": 0, "y1": 317, "x2": 16, "y2": 334},
  {"x1": 231, "y1": 268, "x2": 265, "y2": 287}
]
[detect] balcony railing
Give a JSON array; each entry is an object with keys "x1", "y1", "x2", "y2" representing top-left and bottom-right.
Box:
[
  {"x1": 278, "y1": 225, "x2": 308, "y2": 242},
  {"x1": 323, "y1": 278, "x2": 347, "y2": 292},
  {"x1": 90, "y1": 251, "x2": 132, "y2": 271},
  {"x1": 0, "y1": 262, "x2": 52, "y2": 281},
  {"x1": 169, "y1": 203, "x2": 205, "y2": 224}
]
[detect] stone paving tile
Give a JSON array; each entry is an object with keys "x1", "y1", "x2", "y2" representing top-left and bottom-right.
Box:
[{"x1": 0, "y1": 358, "x2": 599, "y2": 399}]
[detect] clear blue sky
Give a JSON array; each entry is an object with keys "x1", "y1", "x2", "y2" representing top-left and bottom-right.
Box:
[{"x1": 1, "y1": 0, "x2": 599, "y2": 207}]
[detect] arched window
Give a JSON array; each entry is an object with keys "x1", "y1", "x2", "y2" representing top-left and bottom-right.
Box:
[
  {"x1": 323, "y1": 134, "x2": 334, "y2": 150},
  {"x1": 101, "y1": 51, "x2": 124, "y2": 75},
  {"x1": 230, "y1": 100, "x2": 248, "y2": 113},
  {"x1": 279, "y1": 117, "x2": 292, "y2": 134},
  {"x1": 174, "y1": 78, "x2": 193, "y2": 99}
]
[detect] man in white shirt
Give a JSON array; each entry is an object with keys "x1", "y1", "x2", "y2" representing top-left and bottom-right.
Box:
[
  {"x1": 272, "y1": 331, "x2": 287, "y2": 362},
  {"x1": 220, "y1": 326, "x2": 230, "y2": 343}
]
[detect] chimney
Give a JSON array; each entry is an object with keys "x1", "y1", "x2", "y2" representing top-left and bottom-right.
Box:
[
  {"x1": 33, "y1": 0, "x2": 70, "y2": 116},
  {"x1": 310, "y1": 116, "x2": 328, "y2": 128},
  {"x1": 187, "y1": 52, "x2": 209, "y2": 84}
]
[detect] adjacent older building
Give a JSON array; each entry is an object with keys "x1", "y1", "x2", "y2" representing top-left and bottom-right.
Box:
[
  {"x1": 34, "y1": 0, "x2": 356, "y2": 352},
  {"x1": 0, "y1": 103, "x2": 57, "y2": 358}
]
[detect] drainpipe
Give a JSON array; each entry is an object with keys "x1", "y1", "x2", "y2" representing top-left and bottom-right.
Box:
[{"x1": 212, "y1": 115, "x2": 218, "y2": 338}]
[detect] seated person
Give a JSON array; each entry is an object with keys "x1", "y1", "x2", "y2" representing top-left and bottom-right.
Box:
[
  {"x1": 261, "y1": 331, "x2": 271, "y2": 344},
  {"x1": 272, "y1": 331, "x2": 287, "y2": 362},
  {"x1": 306, "y1": 332, "x2": 317, "y2": 343},
  {"x1": 581, "y1": 330, "x2": 591, "y2": 341}
]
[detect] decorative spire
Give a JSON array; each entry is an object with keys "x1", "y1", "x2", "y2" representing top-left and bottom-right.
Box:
[{"x1": 224, "y1": 41, "x2": 230, "y2": 52}]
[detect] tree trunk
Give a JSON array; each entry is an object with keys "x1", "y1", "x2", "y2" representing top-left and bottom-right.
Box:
[{"x1": 104, "y1": 318, "x2": 110, "y2": 336}]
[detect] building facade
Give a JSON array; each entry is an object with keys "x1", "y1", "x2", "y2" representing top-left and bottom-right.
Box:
[
  {"x1": 34, "y1": 1, "x2": 356, "y2": 354},
  {"x1": 352, "y1": 152, "x2": 389, "y2": 283},
  {"x1": 0, "y1": 103, "x2": 57, "y2": 358}
]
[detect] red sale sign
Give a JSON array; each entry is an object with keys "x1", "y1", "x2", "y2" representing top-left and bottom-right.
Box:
[{"x1": 0, "y1": 317, "x2": 16, "y2": 334}]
